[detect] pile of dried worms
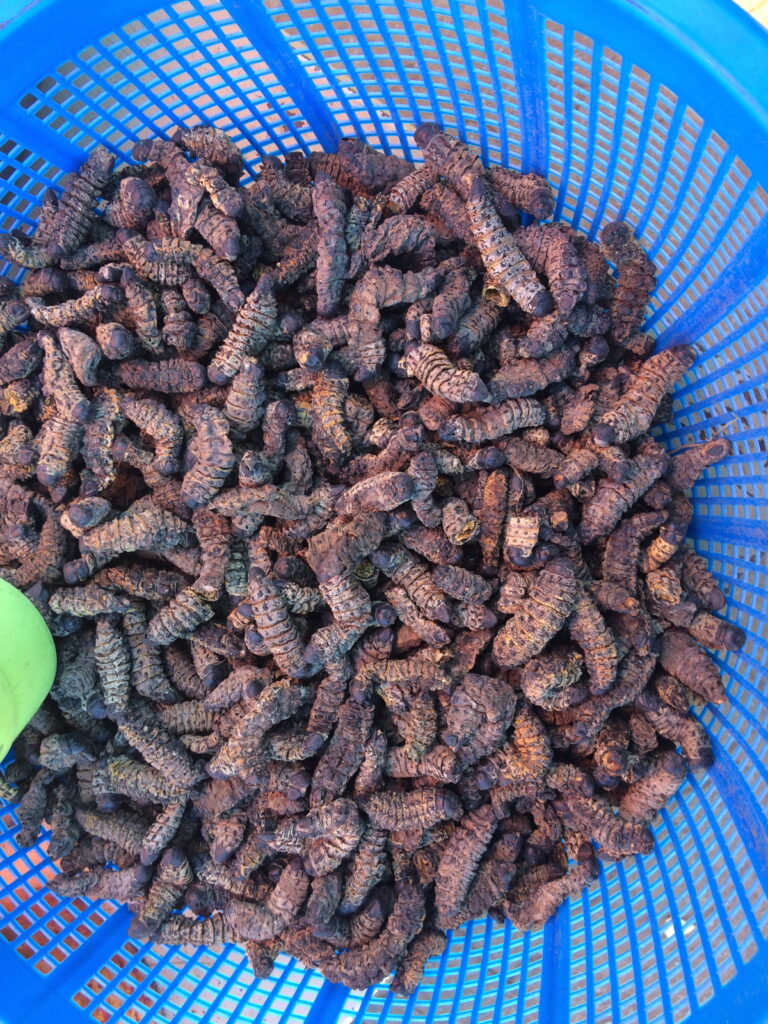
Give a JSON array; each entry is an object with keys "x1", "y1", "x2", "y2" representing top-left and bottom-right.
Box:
[{"x1": 0, "y1": 122, "x2": 741, "y2": 994}]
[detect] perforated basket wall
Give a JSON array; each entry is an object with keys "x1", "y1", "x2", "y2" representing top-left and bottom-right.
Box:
[{"x1": 0, "y1": 0, "x2": 766, "y2": 1022}]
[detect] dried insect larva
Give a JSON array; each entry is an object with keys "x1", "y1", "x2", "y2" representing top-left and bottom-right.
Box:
[
  {"x1": 155, "y1": 911, "x2": 239, "y2": 946},
  {"x1": 361, "y1": 787, "x2": 463, "y2": 832},
  {"x1": 113, "y1": 266, "x2": 161, "y2": 353},
  {"x1": 579, "y1": 443, "x2": 669, "y2": 545},
  {"x1": 349, "y1": 265, "x2": 440, "y2": 320},
  {"x1": 305, "y1": 512, "x2": 387, "y2": 584},
  {"x1": 45, "y1": 779, "x2": 82, "y2": 860},
  {"x1": 104, "y1": 175, "x2": 157, "y2": 231},
  {"x1": 75, "y1": 805, "x2": 150, "y2": 857},
  {"x1": 220, "y1": 357, "x2": 265, "y2": 439},
  {"x1": 434, "y1": 804, "x2": 497, "y2": 924},
  {"x1": 310, "y1": 368, "x2": 353, "y2": 465},
  {"x1": 551, "y1": 651, "x2": 656, "y2": 747},
  {"x1": 620, "y1": 749, "x2": 686, "y2": 825},
  {"x1": 47, "y1": 145, "x2": 115, "y2": 258},
  {"x1": 243, "y1": 937, "x2": 282, "y2": 979},
  {"x1": 188, "y1": 509, "x2": 230, "y2": 602},
  {"x1": 181, "y1": 404, "x2": 235, "y2": 508},
  {"x1": 117, "y1": 356, "x2": 207, "y2": 393},
  {"x1": 437, "y1": 497, "x2": 478, "y2": 547},
  {"x1": 685, "y1": 610, "x2": 745, "y2": 652},
  {"x1": 319, "y1": 567, "x2": 371, "y2": 631},
  {"x1": 259, "y1": 156, "x2": 313, "y2": 223},
  {"x1": 567, "y1": 590, "x2": 618, "y2": 696},
  {"x1": 491, "y1": 346, "x2": 576, "y2": 403},
  {"x1": 246, "y1": 568, "x2": 311, "y2": 678},
  {"x1": 511, "y1": 222, "x2": 585, "y2": 313},
  {"x1": 304, "y1": 870, "x2": 344, "y2": 928},
  {"x1": 94, "y1": 755, "x2": 188, "y2": 805},
  {"x1": 64, "y1": 503, "x2": 194, "y2": 582},
  {"x1": 94, "y1": 615, "x2": 132, "y2": 720},
  {"x1": 48, "y1": 584, "x2": 135, "y2": 618},
  {"x1": 640, "y1": 493, "x2": 693, "y2": 573},
  {"x1": 554, "y1": 447, "x2": 599, "y2": 489},
  {"x1": 118, "y1": 701, "x2": 205, "y2": 788},
  {"x1": 476, "y1": 700, "x2": 552, "y2": 791},
  {"x1": 507, "y1": 859, "x2": 598, "y2": 931},
  {"x1": 157, "y1": 287, "x2": 195, "y2": 351},
  {"x1": 309, "y1": 696, "x2": 374, "y2": 806},
  {"x1": 37, "y1": 732, "x2": 96, "y2": 772},
  {"x1": 427, "y1": 258, "x2": 474, "y2": 340},
  {"x1": 591, "y1": 716, "x2": 637, "y2": 789},
  {"x1": 637, "y1": 690, "x2": 713, "y2": 769},
  {"x1": 13, "y1": 767, "x2": 54, "y2": 847},
  {"x1": 432, "y1": 565, "x2": 493, "y2": 606},
  {"x1": 387, "y1": 166, "x2": 439, "y2": 216},
  {"x1": 334, "y1": 471, "x2": 417, "y2": 519},
  {"x1": 90, "y1": 321, "x2": 135, "y2": 361},
  {"x1": 312, "y1": 172, "x2": 348, "y2": 318},
  {"x1": 39, "y1": 330, "x2": 90, "y2": 422},
  {"x1": 599, "y1": 221, "x2": 656, "y2": 344},
  {"x1": 414, "y1": 122, "x2": 484, "y2": 200},
  {"x1": 466, "y1": 178, "x2": 552, "y2": 315},
  {"x1": 520, "y1": 645, "x2": 586, "y2": 710},
  {"x1": 370, "y1": 541, "x2": 451, "y2": 624},
  {"x1": 362, "y1": 213, "x2": 434, "y2": 270},
  {"x1": 175, "y1": 125, "x2": 244, "y2": 183},
  {"x1": 314, "y1": 137, "x2": 414, "y2": 195},
  {"x1": 680, "y1": 546, "x2": 725, "y2": 611},
  {"x1": 131, "y1": 138, "x2": 204, "y2": 237},
  {"x1": 299, "y1": 806, "x2": 365, "y2": 877},
  {"x1": 1, "y1": 374, "x2": 40, "y2": 416},
  {"x1": 595, "y1": 345, "x2": 695, "y2": 446},
  {"x1": 337, "y1": 825, "x2": 388, "y2": 914},
  {"x1": 485, "y1": 165, "x2": 554, "y2": 220},
  {"x1": 493, "y1": 559, "x2": 578, "y2": 667},
  {"x1": 226, "y1": 857, "x2": 310, "y2": 940},
  {"x1": 51, "y1": 328, "x2": 102, "y2": 391},
  {"x1": 404, "y1": 342, "x2": 491, "y2": 403},
  {"x1": 446, "y1": 298, "x2": 502, "y2": 361},
  {"x1": 190, "y1": 199, "x2": 240, "y2": 261},
  {"x1": 120, "y1": 394, "x2": 184, "y2": 476},
  {"x1": 461, "y1": 833, "x2": 520, "y2": 922},
  {"x1": 645, "y1": 563, "x2": 684, "y2": 605},
  {"x1": 420, "y1": 181, "x2": 475, "y2": 246},
  {"x1": 571, "y1": 234, "x2": 614, "y2": 308},
  {"x1": 497, "y1": 438, "x2": 562, "y2": 481},
  {"x1": 129, "y1": 847, "x2": 194, "y2": 939},
  {"x1": 156, "y1": 696, "x2": 217, "y2": 737},
  {"x1": 0, "y1": 232, "x2": 54, "y2": 269},
  {"x1": 138, "y1": 800, "x2": 187, "y2": 867},
  {"x1": 438, "y1": 398, "x2": 545, "y2": 443},
  {"x1": 476, "y1": 469, "x2": 508, "y2": 574},
  {"x1": 328, "y1": 874, "x2": 424, "y2": 987},
  {"x1": 665, "y1": 436, "x2": 733, "y2": 491},
  {"x1": 597, "y1": 509, "x2": 667, "y2": 611},
  {"x1": 146, "y1": 587, "x2": 214, "y2": 645},
  {"x1": 190, "y1": 245, "x2": 244, "y2": 311},
  {"x1": 28, "y1": 282, "x2": 120, "y2": 328},
  {"x1": 34, "y1": 416, "x2": 82, "y2": 490},
  {"x1": 0, "y1": 334, "x2": 41, "y2": 385},
  {"x1": 493, "y1": 573, "x2": 527, "y2": 616}
]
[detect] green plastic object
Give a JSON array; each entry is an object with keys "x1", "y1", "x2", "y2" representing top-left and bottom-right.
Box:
[{"x1": 0, "y1": 578, "x2": 57, "y2": 762}]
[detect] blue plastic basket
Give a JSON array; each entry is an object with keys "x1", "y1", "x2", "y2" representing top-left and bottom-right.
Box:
[{"x1": 0, "y1": 0, "x2": 767, "y2": 1021}]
